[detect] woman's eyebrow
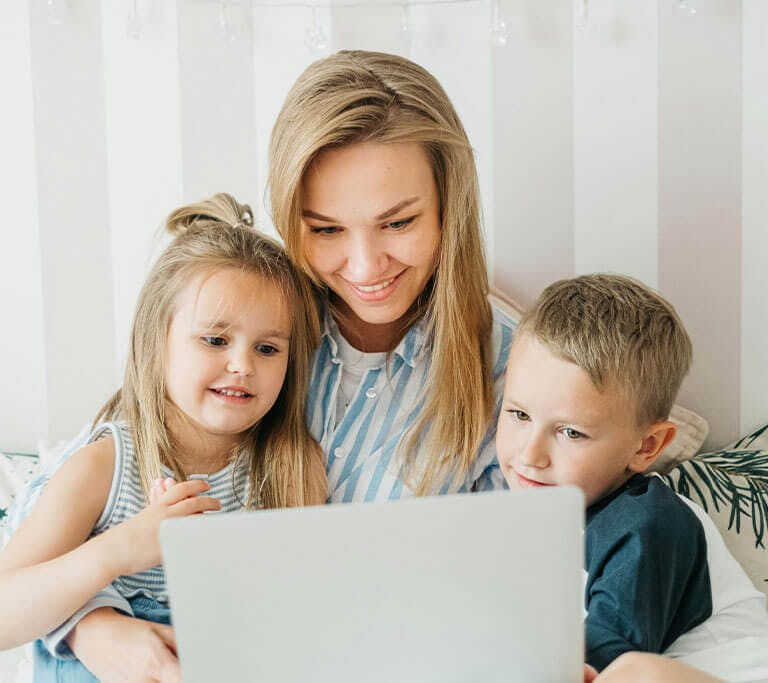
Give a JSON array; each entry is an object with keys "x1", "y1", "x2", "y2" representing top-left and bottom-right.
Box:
[
  {"x1": 375, "y1": 197, "x2": 419, "y2": 220},
  {"x1": 301, "y1": 197, "x2": 420, "y2": 224}
]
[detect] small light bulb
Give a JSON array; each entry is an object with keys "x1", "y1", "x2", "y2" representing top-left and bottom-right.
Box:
[
  {"x1": 305, "y1": 7, "x2": 329, "y2": 54},
  {"x1": 46, "y1": 0, "x2": 70, "y2": 26}
]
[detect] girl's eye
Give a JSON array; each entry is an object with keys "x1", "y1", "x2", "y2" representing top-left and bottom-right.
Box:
[
  {"x1": 202, "y1": 336, "x2": 227, "y2": 347},
  {"x1": 256, "y1": 344, "x2": 279, "y2": 355},
  {"x1": 386, "y1": 217, "x2": 415, "y2": 230},
  {"x1": 309, "y1": 226, "x2": 340, "y2": 236},
  {"x1": 508, "y1": 409, "x2": 530, "y2": 422},
  {"x1": 562, "y1": 428, "x2": 585, "y2": 441}
]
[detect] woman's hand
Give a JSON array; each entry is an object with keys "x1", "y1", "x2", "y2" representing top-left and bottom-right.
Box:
[
  {"x1": 104, "y1": 478, "x2": 220, "y2": 577},
  {"x1": 584, "y1": 663, "x2": 598, "y2": 682},
  {"x1": 67, "y1": 607, "x2": 182, "y2": 683}
]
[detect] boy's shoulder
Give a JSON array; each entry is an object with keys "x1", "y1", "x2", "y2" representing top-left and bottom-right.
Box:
[{"x1": 586, "y1": 474, "x2": 704, "y2": 550}]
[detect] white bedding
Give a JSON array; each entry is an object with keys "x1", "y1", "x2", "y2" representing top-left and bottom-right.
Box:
[{"x1": 677, "y1": 637, "x2": 768, "y2": 683}]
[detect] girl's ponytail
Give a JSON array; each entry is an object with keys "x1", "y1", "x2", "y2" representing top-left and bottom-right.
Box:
[{"x1": 164, "y1": 193, "x2": 254, "y2": 237}]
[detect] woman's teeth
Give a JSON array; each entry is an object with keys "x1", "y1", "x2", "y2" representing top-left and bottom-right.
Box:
[
  {"x1": 354, "y1": 277, "x2": 395, "y2": 293},
  {"x1": 214, "y1": 389, "x2": 250, "y2": 397}
]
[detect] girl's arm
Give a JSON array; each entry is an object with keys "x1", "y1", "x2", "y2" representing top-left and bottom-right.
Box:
[{"x1": 0, "y1": 438, "x2": 220, "y2": 650}]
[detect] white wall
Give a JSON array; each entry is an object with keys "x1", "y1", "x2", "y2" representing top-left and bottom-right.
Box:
[{"x1": 1, "y1": 0, "x2": 766, "y2": 452}]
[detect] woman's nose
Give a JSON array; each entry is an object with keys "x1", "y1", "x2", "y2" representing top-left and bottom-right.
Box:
[{"x1": 345, "y1": 233, "x2": 387, "y2": 283}]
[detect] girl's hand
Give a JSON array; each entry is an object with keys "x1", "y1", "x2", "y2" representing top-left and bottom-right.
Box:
[
  {"x1": 150, "y1": 477, "x2": 178, "y2": 504},
  {"x1": 105, "y1": 478, "x2": 221, "y2": 577},
  {"x1": 68, "y1": 607, "x2": 182, "y2": 683}
]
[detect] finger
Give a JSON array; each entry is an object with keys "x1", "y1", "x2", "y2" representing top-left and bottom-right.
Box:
[
  {"x1": 583, "y1": 664, "x2": 598, "y2": 682},
  {"x1": 167, "y1": 496, "x2": 222, "y2": 517},
  {"x1": 152, "y1": 623, "x2": 178, "y2": 654},
  {"x1": 149, "y1": 646, "x2": 182, "y2": 683},
  {"x1": 162, "y1": 477, "x2": 176, "y2": 492},
  {"x1": 149, "y1": 481, "x2": 163, "y2": 504},
  {"x1": 158, "y1": 479, "x2": 211, "y2": 505}
]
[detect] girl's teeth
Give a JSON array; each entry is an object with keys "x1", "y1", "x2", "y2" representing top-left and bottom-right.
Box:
[
  {"x1": 356, "y1": 278, "x2": 394, "y2": 293},
  {"x1": 217, "y1": 389, "x2": 247, "y2": 397}
]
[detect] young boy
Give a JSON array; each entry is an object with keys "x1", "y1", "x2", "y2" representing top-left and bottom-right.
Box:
[{"x1": 496, "y1": 274, "x2": 768, "y2": 673}]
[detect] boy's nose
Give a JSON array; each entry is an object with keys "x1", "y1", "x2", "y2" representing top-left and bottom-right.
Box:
[{"x1": 519, "y1": 434, "x2": 550, "y2": 469}]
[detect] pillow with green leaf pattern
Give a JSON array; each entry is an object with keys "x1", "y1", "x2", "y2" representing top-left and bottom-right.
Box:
[
  {"x1": 664, "y1": 424, "x2": 768, "y2": 597},
  {"x1": 0, "y1": 452, "x2": 39, "y2": 544}
]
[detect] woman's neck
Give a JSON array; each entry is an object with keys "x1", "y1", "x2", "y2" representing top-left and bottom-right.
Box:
[{"x1": 330, "y1": 297, "x2": 412, "y2": 352}]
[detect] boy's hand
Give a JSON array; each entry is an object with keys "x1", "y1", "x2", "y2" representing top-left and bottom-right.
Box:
[
  {"x1": 584, "y1": 664, "x2": 599, "y2": 682},
  {"x1": 104, "y1": 479, "x2": 221, "y2": 577}
]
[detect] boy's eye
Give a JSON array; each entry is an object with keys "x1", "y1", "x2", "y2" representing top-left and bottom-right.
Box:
[
  {"x1": 256, "y1": 344, "x2": 279, "y2": 355},
  {"x1": 562, "y1": 428, "x2": 585, "y2": 440},
  {"x1": 386, "y1": 217, "x2": 415, "y2": 230},
  {"x1": 202, "y1": 336, "x2": 227, "y2": 347},
  {"x1": 508, "y1": 409, "x2": 530, "y2": 422}
]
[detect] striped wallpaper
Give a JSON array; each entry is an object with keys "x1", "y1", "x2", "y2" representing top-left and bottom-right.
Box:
[{"x1": 1, "y1": 0, "x2": 765, "y2": 453}]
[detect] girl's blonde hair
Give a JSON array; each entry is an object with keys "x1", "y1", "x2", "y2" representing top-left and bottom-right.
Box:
[
  {"x1": 96, "y1": 193, "x2": 326, "y2": 508},
  {"x1": 268, "y1": 50, "x2": 493, "y2": 495}
]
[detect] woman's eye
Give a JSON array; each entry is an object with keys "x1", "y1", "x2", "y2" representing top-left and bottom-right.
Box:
[
  {"x1": 509, "y1": 409, "x2": 530, "y2": 422},
  {"x1": 562, "y1": 428, "x2": 585, "y2": 440},
  {"x1": 202, "y1": 336, "x2": 227, "y2": 347},
  {"x1": 386, "y1": 217, "x2": 414, "y2": 230},
  {"x1": 256, "y1": 344, "x2": 279, "y2": 355},
  {"x1": 309, "y1": 226, "x2": 340, "y2": 235}
]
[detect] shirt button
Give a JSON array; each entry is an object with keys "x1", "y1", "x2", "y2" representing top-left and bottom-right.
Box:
[
  {"x1": 365, "y1": 387, "x2": 377, "y2": 399},
  {"x1": 334, "y1": 447, "x2": 345, "y2": 458},
  {"x1": 331, "y1": 358, "x2": 341, "y2": 365}
]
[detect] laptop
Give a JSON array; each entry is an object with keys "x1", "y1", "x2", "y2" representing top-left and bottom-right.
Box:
[{"x1": 161, "y1": 487, "x2": 585, "y2": 683}]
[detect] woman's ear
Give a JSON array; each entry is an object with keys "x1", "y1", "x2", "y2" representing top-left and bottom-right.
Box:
[{"x1": 629, "y1": 421, "x2": 677, "y2": 473}]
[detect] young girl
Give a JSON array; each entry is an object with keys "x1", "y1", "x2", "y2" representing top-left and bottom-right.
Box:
[{"x1": 0, "y1": 193, "x2": 327, "y2": 679}]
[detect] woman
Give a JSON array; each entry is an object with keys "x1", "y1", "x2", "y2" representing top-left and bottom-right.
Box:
[{"x1": 36, "y1": 50, "x2": 514, "y2": 680}]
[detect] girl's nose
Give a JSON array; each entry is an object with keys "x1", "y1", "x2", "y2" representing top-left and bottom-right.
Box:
[{"x1": 226, "y1": 348, "x2": 254, "y2": 376}]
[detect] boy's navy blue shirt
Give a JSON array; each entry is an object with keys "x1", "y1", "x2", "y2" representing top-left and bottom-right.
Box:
[{"x1": 584, "y1": 474, "x2": 712, "y2": 670}]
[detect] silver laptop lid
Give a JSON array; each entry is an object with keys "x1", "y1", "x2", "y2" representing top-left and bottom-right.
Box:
[{"x1": 161, "y1": 487, "x2": 584, "y2": 683}]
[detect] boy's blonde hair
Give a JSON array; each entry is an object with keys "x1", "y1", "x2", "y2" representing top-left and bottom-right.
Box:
[
  {"x1": 517, "y1": 273, "x2": 693, "y2": 426},
  {"x1": 95, "y1": 193, "x2": 326, "y2": 508},
  {"x1": 269, "y1": 50, "x2": 493, "y2": 495}
]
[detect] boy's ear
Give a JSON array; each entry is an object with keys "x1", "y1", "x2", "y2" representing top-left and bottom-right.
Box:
[{"x1": 628, "y1": 421, "x2": 677, "y2": 473}]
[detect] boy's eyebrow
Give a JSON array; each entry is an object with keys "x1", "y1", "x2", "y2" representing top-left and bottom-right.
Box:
[
  {"x1": 197, "y1": 321, "x2": 290, "y2": 340},
  {"x1": 302, "y1": 197, "x2": 420, "y2": 223}
]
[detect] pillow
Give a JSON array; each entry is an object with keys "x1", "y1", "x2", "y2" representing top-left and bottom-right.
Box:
[
  {"x1": 650, "y1": 404, "x2": 710, "y2": 474},
  {"x1": 0, "y1": 452, "x2": 39, "y2": 543},
  {"x1": 664, "y1": 424, "x2": 768, "y2": 597}
]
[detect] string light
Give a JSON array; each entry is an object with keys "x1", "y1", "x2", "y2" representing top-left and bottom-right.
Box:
[
  {"x1": 400, "y1": 4, "x2": 410, "y2": 34},
  {"x1": 305, "y1": 6, "x2": 329, "y2": 54},
  {"x1": 576, "y1": 0, "x2": 590, "y2": 31},
  {"x1": 489, "y1": 0, "x2": 508, "y2": 47},
  {"x1": 125, "y1": 0, "x2": 144, "y2": 39},
  {"x1": 45, "y1": 0, "x2": 70, "y2": 25}
]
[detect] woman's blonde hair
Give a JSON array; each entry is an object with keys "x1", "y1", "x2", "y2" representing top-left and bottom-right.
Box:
[
  {"x1": 268, "y1": 50, "x2": 493, "y2": 495},
  {"x1": 95, "y1": 193, "x2": 326, "y2": 508}
]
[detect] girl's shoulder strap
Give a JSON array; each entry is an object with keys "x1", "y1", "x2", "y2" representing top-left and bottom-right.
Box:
[{"x1": 89, "y1": 421, "x2": 133, "y2": 532}]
